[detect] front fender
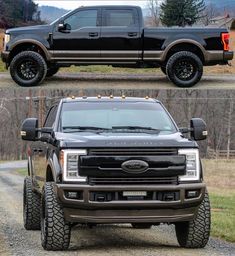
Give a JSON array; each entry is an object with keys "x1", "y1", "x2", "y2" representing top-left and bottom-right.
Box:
[
  {"x1": 47, "y1": 151, "x2": 62, "y2": 183},
  {"x1": 8, "y1": 34, "x2": 51, "y2": 60}
]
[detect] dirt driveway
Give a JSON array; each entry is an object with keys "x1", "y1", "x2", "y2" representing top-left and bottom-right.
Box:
[{"x1": 0, "y1": 162, "x2": 234, "y2": 256}]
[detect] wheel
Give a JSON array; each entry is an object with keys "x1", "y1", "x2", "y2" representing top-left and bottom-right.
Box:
[
  {"x1": 175, "y1": 192, "x2": 211, "y2": 248},
  {"x1": 166, "y1": 51, "x2": 203, "y2": 87},
  {"x1": 161, "y1": 66, "x2": 167, "y2": 75},
  {"x1": 10, "y1": 51, "x2": 47, "y2": 87},
  {"x1": 131, "y1": 223, "x2": 152, "y2": 229},
  {"x1": 41, "y1": 182, "x2": 71, "y2": 251},
  {"x1": 23, "y1": 176, "x2": 41, "y2": 230},
  {"x1": 46, "y1": 66, "x2": 59, "y2": 77}
]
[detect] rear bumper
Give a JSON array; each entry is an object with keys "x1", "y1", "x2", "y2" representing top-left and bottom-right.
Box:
[
  {"x1": 55, "y1": 183, "x2": 206, "y2": 224},
  {"x1": 205, "y1": 50, "x2": 233, "y2": 64},
  {"x1": 224, "y1": 51, "x2": 234, "y2": 61}
]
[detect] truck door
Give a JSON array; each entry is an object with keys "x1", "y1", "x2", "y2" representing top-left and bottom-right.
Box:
[
  {"x1": 100, "y1": 7, "x2": 141, "y2": 62},
  {"x1": 52, "y1": 8, "x2": 101, "y2": 60}
]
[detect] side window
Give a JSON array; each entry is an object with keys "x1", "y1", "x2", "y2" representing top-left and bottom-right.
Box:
[
  {"x1": 104, "y1": 9, "x2": 137, "y2": 27},
  {"x1": 44, "y1": 106, "x2": 58, "y2": 128},
  {"x1": 64, "y1": 9, "x2": 98, "y2": 30}
]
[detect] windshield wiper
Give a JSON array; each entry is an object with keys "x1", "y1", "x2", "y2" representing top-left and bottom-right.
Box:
[
  {"x1": 111, "y1": 126, "x2": 161, "y2": 134},
  {"x1": 63, "y1": 126, "x2": 111, "y2": 132}
]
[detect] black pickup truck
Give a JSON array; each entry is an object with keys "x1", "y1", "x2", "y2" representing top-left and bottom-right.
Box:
[
  {"x1": 21, "y1": 96, "x2": 210, "y2": 251},
  {"x1": 1, "y1": 5, "x2": 233, "y2": 87}
]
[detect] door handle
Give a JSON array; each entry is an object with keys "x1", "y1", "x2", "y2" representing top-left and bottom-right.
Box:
[
  {"x1": 89, "y1": 32, "x2": 98, "y2": 37},
  {"x1": 128, "y1": 32, "x2": 138, "y2": 37}
]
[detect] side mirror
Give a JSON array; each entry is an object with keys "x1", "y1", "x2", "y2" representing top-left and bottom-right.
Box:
[
  {"x1": 190, "y1": 118, "x2": 208, "y2": 141},
  {"x1": 58, "y1": 23, "x2": 71, "y2": 32},
  {"x1": 21, "y1": 118, "x2": 39, "y2": 141}
]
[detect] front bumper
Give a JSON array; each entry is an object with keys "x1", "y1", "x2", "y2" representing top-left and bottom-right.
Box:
[
  {"x1": 1, "y1": 51, "x2": 9, "y2": 64},
  {"x1": 55, "y1": 183, "x2": 206, "y2": 224}
]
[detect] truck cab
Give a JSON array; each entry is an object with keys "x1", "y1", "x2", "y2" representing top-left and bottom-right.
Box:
[{"x1": 21, "y1": 97, "x2": 210, "y2": 251}]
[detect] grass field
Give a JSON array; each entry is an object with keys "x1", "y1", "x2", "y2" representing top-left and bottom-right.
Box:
[
  {"x1": 15, "y1": 159, "x2": 235, "y2": 243},
  {"x1": 203, "y1": 159, "x2": 235, "y2": 243},
  {"x1": 0, "y1": 30, "x2": 234, "y2": 74}
]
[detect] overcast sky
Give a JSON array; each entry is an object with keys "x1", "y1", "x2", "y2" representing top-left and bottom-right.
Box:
[{"x1": 34, "y1": 0, "x2": 151, "y2": 9}]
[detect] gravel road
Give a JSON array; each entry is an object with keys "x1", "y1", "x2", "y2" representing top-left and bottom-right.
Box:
[
  {"x1": 0, "y1": 72, "x2": 235, "y2": 89},
  {"x1": 0, "y1": 162, "x2": 234, "y2": 256}
]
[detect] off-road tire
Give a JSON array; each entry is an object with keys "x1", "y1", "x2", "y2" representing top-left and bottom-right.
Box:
[
  {"x1": 23, "y1": 176, "x2": 41, "y2": 230},
  {"x1": 10, "y1": 51, "x2": 47, "y2": 87},
  {"x1": 166, "y1": 51, "x2": 203, "y2": 88},
  {"x1": 46, "y1": 66, "x2": 59, "y2": 77},
  {"x1": 131, "y1": 223, "x2": 152, "y2": 229},
  {"x1": 41, "y1": 182, "x2": 71, "y2": 251},
  {"x1": 161, "y1": 66, "x2": 167, "y2": 75},
  {"x1": 175, "y1": 192, "x2": 211, "y2": 248}
]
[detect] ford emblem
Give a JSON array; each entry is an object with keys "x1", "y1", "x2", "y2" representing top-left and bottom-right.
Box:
[{"x1": 121, "y1": 160, "x2": 149, "y2": 174}]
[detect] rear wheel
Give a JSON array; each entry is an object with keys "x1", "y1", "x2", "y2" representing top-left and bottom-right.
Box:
[
  {"x1": 23, "y1": 176, "x2": 41, "y2": 230},
  {"x1": 46, "y1": 66, "x2": 59, "y2": 77},
  {"x1": 131, "y1": 223, "x2": 152, "y2": 229},
  {"x1": 175, "y1": 192, "x2": 211, "y2": 248},
  {"x1": 166, "y1": 51, "x2": 203, "y2": 87},
  {"x1": 10, "y1": 51, "x2": 47, "y2": 87},
  {"x1": 41, "y1": 182, "x2": 71, "y2": 251}
]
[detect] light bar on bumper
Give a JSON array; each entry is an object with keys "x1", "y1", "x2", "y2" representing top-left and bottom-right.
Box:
[
  {"x1": 178, "y1": 149, "x2": 200, "y2": 181},
  {"x1": 61, "y1": 150, "x2": 87, "y2": 182}
]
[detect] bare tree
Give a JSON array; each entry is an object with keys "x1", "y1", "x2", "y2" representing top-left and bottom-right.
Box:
[
  {"x1": 202, "y1": 3, "x2": 217, "y2": 26},
  {"x1": 147, "y1": 0, "x2": 160, "y2": 26}
]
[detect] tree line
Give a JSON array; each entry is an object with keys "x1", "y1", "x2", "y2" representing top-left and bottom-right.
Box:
[
  {"x1": 0, "y1": 89, "x2": 234, "y2": 160},
  {"x1": 0, "y1": 0, "x2": 40, "y2": 28}
]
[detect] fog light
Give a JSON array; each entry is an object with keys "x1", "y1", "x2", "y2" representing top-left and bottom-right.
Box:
[{"x1": 186, "y1": 190, "x2": 199, "y2": 199}]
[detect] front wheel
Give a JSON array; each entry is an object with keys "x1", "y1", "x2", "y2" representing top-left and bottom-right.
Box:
[
  {"x1": 166, "y1": 51, "x2": 203, "y2": 88},
  {"x1": 175, "y1": 192, "x2": 211, "y2": 248},
  {"x1": 41, "y1": 182, "x2": 71, "y2": 251},
  {"x1": 10, "y1": 51, "x2": 47, "y2": 87}
]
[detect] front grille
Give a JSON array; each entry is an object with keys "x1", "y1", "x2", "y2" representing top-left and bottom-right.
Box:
[
  {"x1": 89, "y1": 177, "x2": 178, "y2": 186},
  {"x1": 88, "y1": 148, "x2": 178, "y2": 156}
]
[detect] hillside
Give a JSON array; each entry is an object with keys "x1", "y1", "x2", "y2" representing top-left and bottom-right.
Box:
[{"x1": 39, "y1": 6, "x2": 69, "y2": 24}]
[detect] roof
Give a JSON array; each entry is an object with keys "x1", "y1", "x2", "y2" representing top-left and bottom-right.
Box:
[{"x1": 61, "y1": 96, "x2": 158, "y2": 103}]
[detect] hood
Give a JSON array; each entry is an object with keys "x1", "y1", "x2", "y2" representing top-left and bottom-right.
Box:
[
  {"x1": 6, "y1": 24, "x2": 52, "y2": 34},
  {"x1": 55, "y1": 132, "x2": 197, "y2": 149}
]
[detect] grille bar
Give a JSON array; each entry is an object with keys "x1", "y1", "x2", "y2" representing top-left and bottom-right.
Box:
[
  {"x1": 89, "y1": 148, "x2": 177, "y2": 156},
  {"x1": 89, "y1": 177, "x2": 178, "y2": 186}
]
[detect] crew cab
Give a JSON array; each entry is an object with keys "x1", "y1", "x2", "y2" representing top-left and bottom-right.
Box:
[
  {"x1": 21, "y1": 96, "x2": 210, "y2": 251},
  {"x1": 1, "y1": 5, "x2": 234, "y2": 87}
]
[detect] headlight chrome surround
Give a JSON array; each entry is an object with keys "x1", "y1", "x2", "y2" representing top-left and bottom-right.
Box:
[
  {"x1": 4, "y1": 34, "x2": 10, "y2": 50},
  {"x1": 61, "y1": 149, "x2": 87, "y2": 182},
  {"x1": 178, "y1": 149, "x2": 200, "y2": 181}
]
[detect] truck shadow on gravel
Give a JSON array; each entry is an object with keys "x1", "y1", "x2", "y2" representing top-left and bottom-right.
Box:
[{"x1": 68, "y1": 225, "x2": 180, "y2": 251}]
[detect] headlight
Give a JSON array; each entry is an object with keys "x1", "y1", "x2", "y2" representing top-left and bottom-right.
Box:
[
  {"x1": 178, "y1": 149, "x2": 200, "y2": 181},
  {"x1": 4, "y1": 34, "x2": 10, "y2": 50},
  {"x1": 61, "y1": 150, "x2": 87, "y2": 182}
]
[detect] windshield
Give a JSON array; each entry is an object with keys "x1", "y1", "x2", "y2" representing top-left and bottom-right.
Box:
[{"x1": 60, "y1": 101, "x2": 177, "y2": 134}]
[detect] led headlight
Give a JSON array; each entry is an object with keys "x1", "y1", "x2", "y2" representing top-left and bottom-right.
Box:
[
  {"x1": 61, "y1": 150, "x2": 87, "y2": 182},
  {"x1": 178, "y1": 149, "x2": 200, "y2": 181},
  {"x1": 4, "y1": 34, "x2": 10, "y2": 50}
]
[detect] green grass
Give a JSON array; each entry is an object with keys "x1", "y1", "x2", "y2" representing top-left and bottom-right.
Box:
[
  {"x1": 15, "y1": 168, "x2": 28, "y2": 176},
  {"x1": 210, "y1": 191, "x2": 235, "y2": 243},
  {"x1": 0, "y1": 60, "x2": 6, "y2": 72}
]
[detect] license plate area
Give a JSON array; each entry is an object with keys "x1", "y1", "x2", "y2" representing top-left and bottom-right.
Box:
[{"x1": 123, "y1": 191, "x2": 147, "y2": 197}]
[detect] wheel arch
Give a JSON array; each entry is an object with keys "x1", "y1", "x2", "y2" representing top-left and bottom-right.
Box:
[
  {"x1": 163, "y1": 40, "x2": 206, "y2": 64},
  {"x1": 8, "y1": 40, "x2": 51, "y2": 63}
]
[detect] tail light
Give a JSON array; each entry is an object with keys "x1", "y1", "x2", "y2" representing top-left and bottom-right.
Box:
[{"x1": 222, "y1": 33, "x2": 230, "y2": 51}]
